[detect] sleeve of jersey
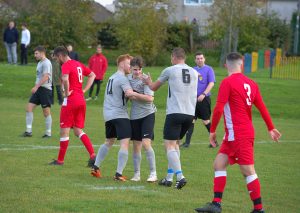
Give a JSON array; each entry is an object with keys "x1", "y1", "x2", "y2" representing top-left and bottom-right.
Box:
[
  {"x1": 208, "y1": 67, "x2": 216, "y2": 83},
  {"x1": 253, "y1": 87, "x2": 275, "y2": 131},
  {"x1": 157, "y1": 68, "x2": 169, "y2": 84},
  {"x1": 210, "y1": 80, "x2": 230, "y2": 133},
  {"x1": 121, "y1": 77, "x2": 132, "y2": 92},
  {"x1": 81, "y1": 63, "x2": 92, "y2": 76},
  {"x1": 61, "y1": 63, "x2": 70, "y2": 75}
]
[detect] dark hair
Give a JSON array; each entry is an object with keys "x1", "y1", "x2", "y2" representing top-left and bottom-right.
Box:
[
  {"x1": 34, "y1": 45, "x2": 46, "y2": 53},
  {"x1": 226, "y1": 52, "x2": 243, "y2": 61},
  {"x1": 130, "y1": 56, "x2": 144, "y2": 68},
  {"x1": 195, "y1": 52, "x2": 204, "y2": 57},
  {"x1": 22, "y1": 23, "x2": 27, "y2": 27},
  {"x1": 172, "y1": 47, "x2": 186, "y2": 60},
  {"x1": 53, "y1": 46, "x2": 68, "y2": 56}
]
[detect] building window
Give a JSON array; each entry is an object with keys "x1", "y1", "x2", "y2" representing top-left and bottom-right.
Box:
[{"x1": 184, "y1": 0, "x2": 213, "y2": 5}]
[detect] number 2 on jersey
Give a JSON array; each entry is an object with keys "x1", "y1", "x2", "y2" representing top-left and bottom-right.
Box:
[
  {"x1": 244, "y1": 83, "x2": 252, "y2": 106},
  {"x1": 77, "y1": 67, "x2": 83, "y2": 83}
]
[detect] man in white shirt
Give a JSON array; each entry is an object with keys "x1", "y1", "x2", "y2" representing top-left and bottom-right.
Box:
[{"x1": 20, "y1": 23, "x2": 30, "y2": 65}]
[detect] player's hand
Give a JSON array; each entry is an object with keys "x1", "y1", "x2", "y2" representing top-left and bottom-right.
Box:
[
  {"x1": 209, "y1": 132, "x2": 217, "y2": 147},
  {"x1": 142, "y1": 72, "x2": 152, "y2": 85},
  {"x1": 269, "y1": 129, "x2": 281, "y2": 143},
  {"x1": 65, "y1": 90, "x2": 73, "y2": 97},
  {"x1": 31, "y1": 86, "x2": 38, "y2": 94},
  {"x1": 197, "y1": 94, "x2": 205, "y2": 102}
]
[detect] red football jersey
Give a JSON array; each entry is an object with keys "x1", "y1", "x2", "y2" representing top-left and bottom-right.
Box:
[
  {"x1": 88, "y1": 53, "x2": 108, "y2": 80},
  {"x1": 211, "y1": 73, "x2": 274, "y2": 140},
  {"x1": 61, "y1": 59, "x2": 91, "y2": 104}
]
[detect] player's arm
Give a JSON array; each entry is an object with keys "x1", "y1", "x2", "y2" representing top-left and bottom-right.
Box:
[
  {"x1": 31, "y1": 72, "x2": 50, "y2": 94},
  {"x1": 209, "y1": 80, "x2": 230, "y2": 147},
  {"x1": 253, "y1": 88, "x2": 281, "y2": 142},
  {"x1": 198, "y1": 82, "x2": 215, "y2": 102},
  {"x1": 142, "y1": 72, "x2": 163, "y2": 91},
  {"x1": 127, "y1": 92, "x2": 154, "y2": 102},
  {"x1": 61, "y1": 74, "x2": 71, "y2": 97},
  {"x1": 83, "y1": 72, "x2": 96, "y2": 93}
]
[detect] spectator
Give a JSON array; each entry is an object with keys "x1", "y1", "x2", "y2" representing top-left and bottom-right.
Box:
[
  {"x1": 3, "y1": 21, "x2": 19, "y2": 64},
  {"x1": 86, "y1": 44, "x2": 108, "y2": 101},
  {"x1": 20, "y1": 23, "x2": 30, "y2": 65},
  {"x1": 50, "y1": 50, "x2": 63, "y2": 105},
  {"x1": 66, "y1": 44, "x2": 79, "y2": 61}
]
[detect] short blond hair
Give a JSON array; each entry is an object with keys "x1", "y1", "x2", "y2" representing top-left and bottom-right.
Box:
[{"x1": 117, "y1": 54, "x2": 132, "y2": 66}]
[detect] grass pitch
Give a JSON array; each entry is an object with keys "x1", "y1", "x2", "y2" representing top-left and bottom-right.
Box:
[{"x1": 0, "y1": 63, "x2": 299, "y2": 212}]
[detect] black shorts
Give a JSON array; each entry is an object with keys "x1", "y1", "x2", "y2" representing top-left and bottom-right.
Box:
[
  {"x1": 105, "y1": 118, "x2": 132, "y2": 140},
  {"x1": 130, "y1": 113, "x2": 155, "y2": 141},
  {"x1": 195, "y1": 96, "x2": 211, "y2": 120},
  {"x1": 29, "y1": 87, "x2": 53, "y2": 108},
  {"x1": 163, "y1": 113, "x2": 194, "y2": 140}
]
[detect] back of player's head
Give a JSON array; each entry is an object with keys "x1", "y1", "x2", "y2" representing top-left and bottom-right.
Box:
[
  {"x1": 130, "y1": 56, "x2": 144, "y2": 68},
  {"x1": 226, "y1": 52, "x2": 243, "y2": 69},
  {"x1": 172, "y1": 47, "x2": 186, "y2": 60},
  {"x1": 53, "y1": 46, "x2": 68, "y2": 56},
  {"x1": 34, "y1": 45, "x2": 46, "y2": 53},
  {"x1": 117, "y1": 54, "x2": 132, "y2": 66}
]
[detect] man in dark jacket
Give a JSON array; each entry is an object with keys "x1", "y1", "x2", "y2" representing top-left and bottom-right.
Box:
[{"x1": 3, "y1": 21, "x2": 19, "y2": 64}]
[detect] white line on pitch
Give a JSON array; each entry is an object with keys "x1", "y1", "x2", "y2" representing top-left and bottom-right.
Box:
[{"x1": 0, "y1": 140, "x2": 299, "y2": 151}]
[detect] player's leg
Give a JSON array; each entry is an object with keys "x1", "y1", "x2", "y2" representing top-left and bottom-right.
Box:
[
  {"x1": 24, "y1": 102, "x2": 37, "y2": 136},
  {"x1": 142, "y1": 138, "x2": 157, "y2": 182},
  {"x1": 114, "y1": 119, "x2": 131, "y2": 181},
  {"x1": 239, "y1": 139, "x2": 264, "y2": 212},
  {"x1": 42, "y1": 107, "x2": 52, "y2": 137},
  {"x1": 181, "y1": 120, "x2": 195, "y2": 148},
  {"x1": 91, "y1": 120, "x2": 116, "y2": 177},
  {"x1": 131, "y1": 140, "x2": 142, "y2": 181},
  {"x1": 73, "y1": 127, "x2": 96, "y2": 167},
  {"x1": 40, "y1": 87, "x2": 53, "y2": 137},
  {"x1": 240, "y1": 165, "x2": 264, "y2": 212},
  {"x1": 195, "y1": 153, "x2": 228, "y2": 213},
  {"x1": 57, "y1": 128, "x2": 71, "y2": 163},
  {"x1": 115, "y1": 138, "x2": 130, "y2": 181},
  {"x1": 91, "y1": 138, "x2": 115, "y2": 178}
]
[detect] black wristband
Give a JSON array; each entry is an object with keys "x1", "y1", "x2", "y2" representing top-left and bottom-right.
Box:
[{"x1": 202, "y1": 93, "x2": 206, "y2": 97}]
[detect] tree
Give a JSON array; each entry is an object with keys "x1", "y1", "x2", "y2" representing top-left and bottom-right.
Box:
[
  {"x1": 114, "y1": 0, "x2": 170, "y2": 65},
  {"x1": 4, "y1": 0, "x2": 97, "y2": 50},
  {"x1": 208, "y1": 0, "x2": 270, "y2": 65}
]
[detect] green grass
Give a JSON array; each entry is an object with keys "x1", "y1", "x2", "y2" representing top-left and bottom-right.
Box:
[{"x1": 0, "y1": 63, "x2": 299, "y2": 212}]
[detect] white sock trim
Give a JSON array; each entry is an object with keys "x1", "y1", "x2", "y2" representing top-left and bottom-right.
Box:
[
  {"x1": 215, "y1": 171, "x2": 227, "y2": 177},
  {"x1": 246, "y1": 174, "x2": 258, "y2": 184},
  {"x1": 60, "y1": 137, "x2": 69, "y2": 142},
  {"x1": 79, "y1": 132, "x2": 85, "y2": 138}
]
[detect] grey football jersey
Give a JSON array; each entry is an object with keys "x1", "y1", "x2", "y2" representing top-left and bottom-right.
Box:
[
  {"x1": 36, "y1": 58, "x2": 52, "y2": 90},
  {"x1": 103, "y1": 71, "x2": 132, "y2": 122},
  {"x1": 158, "y1": 64, "x2": 198, "y2": 115},
  {"x1": 128, "y1": 73, "x2": 157, "y2": 120}
]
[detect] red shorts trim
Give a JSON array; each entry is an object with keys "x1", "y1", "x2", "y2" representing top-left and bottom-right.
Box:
[
  {"x1": 60, "y1": 104, "x2": 86, "y2": 129},
  {"x1": 218, "y1": 138, "x2": 254, "y2": 165}
]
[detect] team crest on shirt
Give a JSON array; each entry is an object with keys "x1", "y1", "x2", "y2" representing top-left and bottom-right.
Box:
[{"x1": 198, "y1": 73, "x2": 203, "y2": 81}]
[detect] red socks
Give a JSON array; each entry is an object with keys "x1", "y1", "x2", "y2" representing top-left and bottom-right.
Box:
[
  {"x1": 79, "y1": 133, "x2": 95, "y2": 159},
  {"x1": 213, "y1": 171, "x2": 227, "y2": 203},
  {"x1": 246, "y1": 174, "x2": 263, "y2": 210},
  {"x1": 57, "y1": 137, "x2": 69, "y2": 163}
]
